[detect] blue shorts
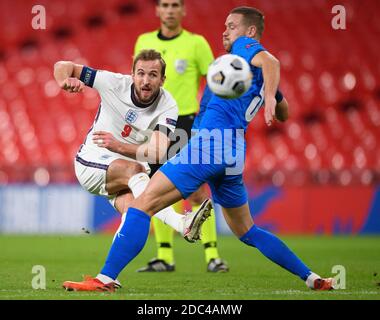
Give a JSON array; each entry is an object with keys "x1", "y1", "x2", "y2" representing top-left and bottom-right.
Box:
[{"x1": 160, "y1": 134, "x2": 247, "y2": 208}]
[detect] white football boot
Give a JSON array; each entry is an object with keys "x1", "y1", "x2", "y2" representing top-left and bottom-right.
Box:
[{"x1": 183, "y1": 198, "x2": 213, "y2": 243}]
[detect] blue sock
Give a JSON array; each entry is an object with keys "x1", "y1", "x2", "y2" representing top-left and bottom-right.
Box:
[
  {"x1": 240, "y1": 225, "x2": 311, "y2": 280},
  {"x1": 100, "y1": 207, "x2": 151, "y2": 280}
]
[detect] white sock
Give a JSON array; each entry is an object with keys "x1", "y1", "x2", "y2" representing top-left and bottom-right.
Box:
[
  {"x1": 305, "y1": 272, "x2": 321, "y2": 288},
  {"x1": 96, "y1": 274, "x2": 122, "y2": 287},
  {"x1": 127, "y1": 172, "x2": 150, "y2": 198},
  {"x1": 154, "y1": 206, "x2": 184, "y2": 234},
  {"x1": 96, "y1": 273, "x2": 115, "y2": 284},
  {"x1": 127, "y1": 172, "x2": 184, "y2": 233}
]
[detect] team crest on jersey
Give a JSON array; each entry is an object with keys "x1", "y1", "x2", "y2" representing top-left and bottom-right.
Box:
[
  {"x1": 125, "y1": 109, "x2": 138, "y2": 124},
  {"x1": 175, "y1": 59, "x2": 188, "y2": 74}
]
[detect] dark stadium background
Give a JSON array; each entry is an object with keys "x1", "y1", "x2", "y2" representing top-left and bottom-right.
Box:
[{"x1": 0, "y1": 0, "x2": 379, "y2": 235}]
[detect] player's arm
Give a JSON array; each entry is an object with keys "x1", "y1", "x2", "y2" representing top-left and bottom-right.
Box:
[
  {"x1": 54, "y1": 61, "x2": 85, "y2": 93},
  {"x1": 275, "y1": 90, "x2": 289, "y2": 122},
  {"x1": 92, "y1": 130, "x2": 171, "y2": 163},
  {"x1": 251, "y1": 51, "x2": 280, "y2": 126}
]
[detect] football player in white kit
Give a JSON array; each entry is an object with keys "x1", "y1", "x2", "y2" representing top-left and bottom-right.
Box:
[{"x1": 54, "y1": 49, "x2": 212, "y2": 291}]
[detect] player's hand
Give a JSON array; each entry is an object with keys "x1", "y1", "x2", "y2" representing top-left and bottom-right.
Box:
[
  {"x1": 60, "y1": 77, "x2": 85, "y2": 93},
  {"x1": 93, "y1": 131, "x2": 121, "y2": 153},
  {"x1": 264, "y1": 96, "x2": 277, "y2": 126}
]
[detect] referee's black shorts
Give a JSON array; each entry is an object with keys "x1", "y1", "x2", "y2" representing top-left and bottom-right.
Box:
[{"x1": 148, "y1": 113, "x2": 195, "y2": 177}]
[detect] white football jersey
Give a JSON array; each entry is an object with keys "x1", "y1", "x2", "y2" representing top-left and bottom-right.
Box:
[{"x1": 78, "y1": 68, "x2": 179, "y2": 162}]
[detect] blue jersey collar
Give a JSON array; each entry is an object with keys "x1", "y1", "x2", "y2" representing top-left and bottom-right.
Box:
[{"x1": 231, "y1": 36, "x2": 260, "y2": 51}]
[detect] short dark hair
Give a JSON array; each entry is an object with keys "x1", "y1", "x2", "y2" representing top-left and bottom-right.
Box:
[
  {"x1": 133, "y1": 49, "x2": 166, "y2": 77},
  {"x1": 230, "y1": 7, "x2": 265, "y2": 39},
  {"x1": 156, "y1": 0, "x2": 184, "y2": 5}
]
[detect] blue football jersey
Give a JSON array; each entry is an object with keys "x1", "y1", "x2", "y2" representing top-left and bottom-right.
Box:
[
  {"x1": 192, "y1": 84, "x2": 213, "y2": 130},
  {"x1": 199, "y1": 36, "x2": 266, "y2": 132}
]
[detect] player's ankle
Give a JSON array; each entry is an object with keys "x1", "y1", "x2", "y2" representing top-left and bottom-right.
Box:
[
  {"x1": 305, "y1": 272, "x2": 321, "y2": 289},
  {"x1": 96, "y1": 273, "x2": 115, "y2": 284}
]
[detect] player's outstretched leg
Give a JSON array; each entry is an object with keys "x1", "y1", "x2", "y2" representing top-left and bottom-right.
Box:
[
  {"x1": 63, "y1": 206, "x2": 157, "y2": 291},
  {"x1": 137, "y1": 199, "x2": 213, "y2": 272},
  {"x1": 222, "y1": 203, "x2": 334, "y2": 290},
  {"x1": 63, "y1": 207, "x2": 152, "y2": 291},
  {"x1": 62, "y1": 171, "x2": 209, "y2": 291},
  {"x1": 97, "y1": 172, "x2": 200, "y2": 283}
]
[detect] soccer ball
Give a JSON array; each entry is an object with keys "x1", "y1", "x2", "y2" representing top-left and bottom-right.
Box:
[{"x1": 207, "y1": 54, "x2": 252, "y2": 99}]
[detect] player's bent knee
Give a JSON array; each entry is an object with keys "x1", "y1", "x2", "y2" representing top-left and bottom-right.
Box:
[
  {"x1": 125, "y1": 161, "x2": 146, "y2": 177},
  {"x1": 106, "y1": 160, "x2": 147, "y2": 193},
  {"x1": 112, "y1": 160, "x2": 146, "y2": 181}
]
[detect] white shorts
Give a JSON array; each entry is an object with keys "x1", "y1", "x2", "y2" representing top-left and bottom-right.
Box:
[{"x1": 74, "y1": 145, "x2": 150, "y2": 206}]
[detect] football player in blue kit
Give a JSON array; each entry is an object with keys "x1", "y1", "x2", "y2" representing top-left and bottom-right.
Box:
[{"x1": 71, "y1": 6, "x2": 334, "y2": 291}]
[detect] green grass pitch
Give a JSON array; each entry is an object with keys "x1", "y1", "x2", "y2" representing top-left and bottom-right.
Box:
[{"x1": 0, "y1": 234, "x2": 379, "y2": 300}]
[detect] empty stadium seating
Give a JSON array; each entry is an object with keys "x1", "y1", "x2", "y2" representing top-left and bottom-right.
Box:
[{"x1": 0, "y1": 0, "x2": 379, "y2": 185}]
